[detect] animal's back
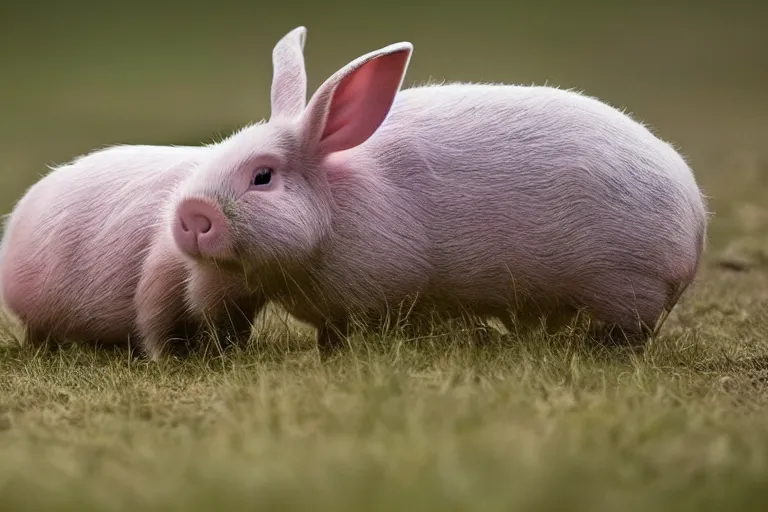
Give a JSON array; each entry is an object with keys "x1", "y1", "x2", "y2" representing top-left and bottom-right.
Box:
[
  {"x1": 0, "y1": 145, "x2": 208, "y2": 343},
  {"x1": 356, "y1": 84, "x2": 707, "y2": 325}
]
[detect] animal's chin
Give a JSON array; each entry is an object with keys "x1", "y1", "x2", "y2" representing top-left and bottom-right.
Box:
[
  {"x1": 192, "y1": 247, "x2": 293, "y2": 277},
  {"x1": 193, "y1": 254, "x2": 246, "y2": 274}
]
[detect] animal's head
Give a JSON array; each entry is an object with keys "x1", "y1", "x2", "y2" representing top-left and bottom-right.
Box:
[{"x1": 172, "y1": 26, "x2": 413, "y2": 272}]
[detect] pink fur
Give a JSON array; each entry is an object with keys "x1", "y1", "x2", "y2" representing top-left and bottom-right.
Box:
[
  {"x1": 0, "y1": 144, "x2": 260, "y2": 359},
  {"x1": 168, "y1": 25, "x2": 705, "y2": 351}
]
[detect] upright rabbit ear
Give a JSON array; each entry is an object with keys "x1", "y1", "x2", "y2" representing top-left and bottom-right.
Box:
[
  {"x1": 301, "y1": 42, "x2": 413, "y2": 155},
  {"x1": 270, "y1": 26, "x2": 308, "y2": 120}
]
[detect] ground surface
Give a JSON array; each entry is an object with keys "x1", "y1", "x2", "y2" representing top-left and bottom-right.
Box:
[
  {"x1": 2, "y1": 2, "x2": 767, "y2": 510},
  {"x1": 1, "y1": 167, "x2": 767, "y2": 510}
]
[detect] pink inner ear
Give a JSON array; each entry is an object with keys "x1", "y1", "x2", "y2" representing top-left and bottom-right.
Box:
[{"x1": 318, "y1": 51, "x2": 409, "y2": 153}]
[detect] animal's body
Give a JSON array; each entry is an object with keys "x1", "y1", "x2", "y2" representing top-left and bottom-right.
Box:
[
  {"x1": 0, "y1": 145, "x2": 261, "y2": 357},
  {"x1": 171, "y1": 26, "x2": 707, "y2": 353}
]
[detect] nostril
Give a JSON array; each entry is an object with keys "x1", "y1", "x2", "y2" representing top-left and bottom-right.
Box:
[
  {"x1": 178, "y1": 211, "x2": 212, "y2": 235},
  {"x1": 193, "y1": 215, "x2": 212, "y2": 234},
  {"x1": 174, "y1": 198, "x2": 229, "y2": 258}
]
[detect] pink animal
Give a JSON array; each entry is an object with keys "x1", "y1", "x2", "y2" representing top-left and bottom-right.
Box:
[
  {"x1": 0, "y1": 144, "x2": 262, "y2": 358},
  {"x1": 171, "y1": 26, "x2": 707, "y2": 352}
]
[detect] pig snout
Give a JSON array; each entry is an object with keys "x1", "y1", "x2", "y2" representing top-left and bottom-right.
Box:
[{"x1": 173, "y1": 198, "x2": 231, "y2": 258}]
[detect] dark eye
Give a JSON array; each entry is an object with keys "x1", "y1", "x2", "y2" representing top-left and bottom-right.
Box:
[{"x1": 252, "y1": 167, "x2": 273, "y2": 187}]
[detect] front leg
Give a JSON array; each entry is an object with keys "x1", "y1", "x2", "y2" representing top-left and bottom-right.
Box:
[
  {"x1": 134, "y1": 241, "x2": 194, "y2": 361},
  {"x1": 317, "y1": 318, "x2": 351, "y2": 357},
  {"x1": 23, "y1": 325, "x2": 61, "y2": 352},
  {"x1": 185, "y1": 265, "x2": 265, "y2": 349}
]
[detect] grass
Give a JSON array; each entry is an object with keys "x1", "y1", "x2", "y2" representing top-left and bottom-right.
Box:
[{"x1": 1, "y1": 245, "x2": 767, "y2": 511}]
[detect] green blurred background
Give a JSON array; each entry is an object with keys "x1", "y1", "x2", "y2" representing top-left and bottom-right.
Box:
[{"x1": 1, "y1": 0, "x2": 766, "y2": 241}]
